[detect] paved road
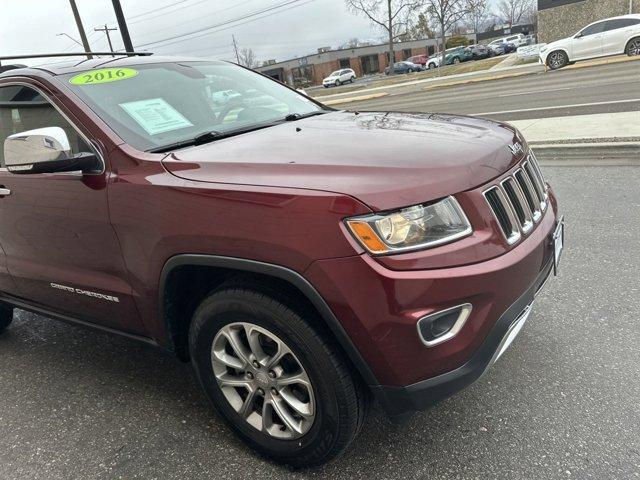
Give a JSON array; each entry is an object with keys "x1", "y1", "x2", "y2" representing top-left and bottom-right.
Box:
[
  {"x1": 0, "y1": 166, "x2": 638, "y2": 479},
  {"x1": 330, "y1": 60, "x2": 640, "y2": 122}
]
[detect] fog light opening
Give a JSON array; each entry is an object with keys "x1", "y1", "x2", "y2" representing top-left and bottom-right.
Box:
[{"x1": 417, "y1": 304, "x2": 472, "y2": 347}]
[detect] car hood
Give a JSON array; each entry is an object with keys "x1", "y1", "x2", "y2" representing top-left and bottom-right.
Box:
[
  {"x1": 161, "y1": 111, "x2": 523, "y2": 211},
  {"x1": 543, "y1": 37, "x2": 571, "y2": 51}
]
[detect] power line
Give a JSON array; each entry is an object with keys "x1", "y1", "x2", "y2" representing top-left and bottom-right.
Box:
[
  {"x1": 129, "y1": 0, "x2": 228, "y2": 25},
  {"x1": 130, "y1": 0, "x2": 257, "y2": 40},
  {"x1": 127, "y1": 0, "x2": 207, "y2": 20},
  {"x1": 137, "y1": 0, "x2": 314, "y2": 49}
]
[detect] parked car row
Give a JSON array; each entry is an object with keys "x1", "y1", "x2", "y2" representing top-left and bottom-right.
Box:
[{"x1": 320, "y1": 33, "x2": 539, "y2": 86}]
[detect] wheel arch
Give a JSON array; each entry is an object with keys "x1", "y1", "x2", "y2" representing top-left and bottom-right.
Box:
[
  {"x1": 625, "y1": 35, "x2": 640, "y2": 53},
  {"x1": 159, "y1": 254, "x2": 379, "y2": 387},
  {"x1": 546, "y1": 47, "x2": 570, "y2": 65}
]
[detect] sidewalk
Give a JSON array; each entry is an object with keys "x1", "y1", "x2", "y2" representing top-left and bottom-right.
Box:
[
  {"x1": 509, "y1": 111, "x2": 640, "y2": 144},
  {"x1": 509, "y1": 112, "x2": 640, "y2": 165}
]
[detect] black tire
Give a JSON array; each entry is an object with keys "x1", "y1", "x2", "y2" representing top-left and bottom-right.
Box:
[
  {"x1": 547, "y1": 50, "x2": 569, "y2": 70},
  {"x1": 335, "y1": 80, "x2": 341, "y2": 86},
  {"x1": 626, "y1": 37, "x2": 640, "y2": 56},
  {"x1": 428, "y1": 62, "x2": 435, "y2": 70},
  {"x1": 453, "y1": 57, "x2": 460, "y2": 64},
  {"x1": 0, "y1": 303, "x2": 14, "y2": 333},
  {"x1": 189, "y1": 288, "x2": 368, "y2": 467},
  {"x1": 350, "y1": 77, "x2": 355, "y2": 83}
]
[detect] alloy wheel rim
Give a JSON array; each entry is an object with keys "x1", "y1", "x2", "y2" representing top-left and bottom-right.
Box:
[
  {"x1": 549, "y1": 52, "x2": 564, "y2": 68},
  {"x1": 211, "y1": 322, "x2": 315, "y2": 439},
  {"x1": 631, "y1": 41, "x2": 640, "y2": 56}
]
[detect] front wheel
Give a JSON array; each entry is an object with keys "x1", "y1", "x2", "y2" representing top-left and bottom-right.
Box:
[
  {"x1": 626, "y1": 37, "x2": 640, "y2": 56},
  {"x1": 428, "y1": 62, "x2": 436, "y2": 69},
  {"x1": 335, "y1": 80, "x2": 341, "y2": 86},
  {"x1": 452, "y1": 57, "x2": 460, "y2": 64},
  {"x1": 547, "y1": 50, "x2": 569, "y2": 70},
  {"x1": 189, "y1": 288, "x2": 368, "y2": 467},
  {"x1": 0, "y1": 303, "x2": 14, "y2": 333}
]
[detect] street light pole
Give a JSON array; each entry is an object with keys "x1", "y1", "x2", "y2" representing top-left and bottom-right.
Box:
[
  {"x1": 57, "y1": 32, "x2": 83, "y2": 47},
  {"x1": 232, "y1": 35, "x2": 240, "y2": 63},
  {"x1": 68, "y1": 0, "x2": 92, "y2": 59},
  {"x1": 111, "y1": 0, "x2": 134, "y2": 52}
]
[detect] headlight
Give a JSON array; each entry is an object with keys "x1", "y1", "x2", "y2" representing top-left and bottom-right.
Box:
[{"x1": 345, "y1": 196, "x2": 472, "y2": 255}]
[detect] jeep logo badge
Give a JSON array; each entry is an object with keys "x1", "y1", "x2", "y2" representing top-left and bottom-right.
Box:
[{"x1": 508, "y1": 143, "x2": 524, "y2": 156}]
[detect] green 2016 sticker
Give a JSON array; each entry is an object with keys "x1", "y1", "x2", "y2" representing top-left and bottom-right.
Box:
[{"x1": 69, "y1": 67, "x2": 138, "y2": 85}]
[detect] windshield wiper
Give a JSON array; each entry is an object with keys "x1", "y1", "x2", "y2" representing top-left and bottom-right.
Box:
[
  {"x1": 150, "y1": 125, "x2": 269, "y2": 153},
  {"x1": 150, "y1": 111, "x2": 331, "y2": 153},
  {"x1": 284, "y1": 110, "x2": 329, "y2": 121}
]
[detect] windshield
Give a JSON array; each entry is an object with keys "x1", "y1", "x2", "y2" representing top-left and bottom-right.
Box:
[
  {"x1": 329, "y1": 71, "x2": 341, "y2": 77},
  {"x1": 62, "y1": 62, "x2": 322, "y2": 151}
]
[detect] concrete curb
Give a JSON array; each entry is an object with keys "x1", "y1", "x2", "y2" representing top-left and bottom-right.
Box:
[
  {"x1": 323, "y1": 92, "x2": 389, "y2": 105},
  {"x1": 532, "y1": 142, "x2": 640, "y2": 166}
]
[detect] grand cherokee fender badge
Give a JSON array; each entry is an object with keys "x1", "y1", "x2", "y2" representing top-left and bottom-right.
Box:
[
  {"x1": 508, "y1": 142, "x2": 524, "y2": 156},
  {"x1": 50, "y1": 283, "x2": 120, "y2": 303}
]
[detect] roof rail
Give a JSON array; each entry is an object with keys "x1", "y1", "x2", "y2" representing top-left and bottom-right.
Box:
[
  {"x1": 0, "y1": 64, "x2": 27, "y2": 74},
  {"x1": 0, "y1": 52, "x2": 153, "y2": 61}
]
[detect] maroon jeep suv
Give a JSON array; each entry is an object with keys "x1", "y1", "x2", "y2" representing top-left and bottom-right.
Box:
[{"x1": 0, "y1": 55, "x2": 563, "y2": 467}]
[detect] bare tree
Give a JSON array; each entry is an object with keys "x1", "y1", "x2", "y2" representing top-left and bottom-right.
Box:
[
  {"x1": 345, "y1": 0, "x2": 423, "y2": 74},
  {"x1": 400, "y1": 12, "x2": 436, "y2": 40},
  {"x1": 493, "y1": 0, "x2": 533, "y2": 26},
  {"x1": 466, "y1": 0, "x2": 489, "y2": 33},
  {"x1": 425, "y1": 0, "x2": 470, "y2": 66},
  {"x1": 238, "y1": 48, "x2": 259, "y2": 69}
]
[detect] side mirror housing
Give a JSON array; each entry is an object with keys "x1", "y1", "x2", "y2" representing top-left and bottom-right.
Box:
[{"x1": 4, "y1": 127, "x2": 101, "y2": 175}]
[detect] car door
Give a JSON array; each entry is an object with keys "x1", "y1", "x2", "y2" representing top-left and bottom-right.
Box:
[
  {"x1": 602, "y1": 18, "x2": 640, "y2": 55},
  {"x1": 572, "y1": 21, "x2": 606, "y2": 59},
  {"x1": 0, "y1": 82, "x2": 145, "y2": 334}
]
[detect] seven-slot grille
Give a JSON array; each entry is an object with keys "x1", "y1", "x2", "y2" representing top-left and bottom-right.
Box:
[{"x1": 483, "y1": 151, "x2": 548, "y2": 245}]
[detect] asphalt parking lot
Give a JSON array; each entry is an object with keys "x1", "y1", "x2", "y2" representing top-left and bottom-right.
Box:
[{"x1": 0, "y1": 165, "x2": 638, "y2": 480}]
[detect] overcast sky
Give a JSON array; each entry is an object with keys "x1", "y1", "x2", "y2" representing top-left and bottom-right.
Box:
[{"x1": 0, "y1": 0, "x2": 391, "y2": 66}]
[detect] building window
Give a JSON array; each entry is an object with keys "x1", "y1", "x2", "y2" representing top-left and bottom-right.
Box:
[
  {"x1": 338, "y1": 58, "x2": 351, "y2": 69},
  {"x1": 403, "y1": 49, "x2": 412, "y2": 59},
  {"x1": 427, "y1": 45, "x2": 436, "y2": 56},
  {"x1": 359, "y1": 55, "x2": 380, "y2": 75}
]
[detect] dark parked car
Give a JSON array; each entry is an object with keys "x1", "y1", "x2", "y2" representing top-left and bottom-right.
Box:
[
  {"x1": 0, "y1": 53, "x2": 562, "y2": 468},
  {"x1": 503, "y1": 42, "x2": 518, "y2": 53},
  {"x1": 384, "y1": 61, "x2": 422, "y2": 74},
  {"x1": 465, "y1": 44, "x2": 492, "y2": 60},
  {"x1": 444, "y1": 46, "x2": 474, "y2": 64}
]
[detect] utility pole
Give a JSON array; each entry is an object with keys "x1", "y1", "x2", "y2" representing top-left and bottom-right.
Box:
[
  {"x1": 68, "y1": 0, "x2": 93, "y2": 59},
  {"x1": 232, "y1": 35, "x2": 240, "y2": 63},
  {"x1": 112, "y1": 0, "x2": 134, "y2": 52},
  {"x1": 95, "y1": 24, "x2": 118, "y2": 56}
]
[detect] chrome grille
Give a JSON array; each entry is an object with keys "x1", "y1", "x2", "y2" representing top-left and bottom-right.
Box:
[{"x1": 483, "y1": 152, "x2": 548, "y2": 245}]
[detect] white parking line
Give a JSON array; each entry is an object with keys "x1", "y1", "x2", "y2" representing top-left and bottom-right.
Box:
[
  {"x1": 474, "y1": 98, "x2": 640, "y2": 116},
  {"x1": 497, "y1": 87, "x2": 572, "y2": 98}
]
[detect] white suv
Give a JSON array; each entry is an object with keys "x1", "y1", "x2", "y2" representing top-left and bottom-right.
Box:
[
  {"x1": 540, "y1": 14, "x2": 640, "y2": 70},
  {"x1": 322, "y1": 69, "x2": 356, "y2": 87}
]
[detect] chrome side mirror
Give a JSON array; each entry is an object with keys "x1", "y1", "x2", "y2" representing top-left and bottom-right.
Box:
[{"x1": 4, "y1": 127, "x2": 100, "y2": 174}]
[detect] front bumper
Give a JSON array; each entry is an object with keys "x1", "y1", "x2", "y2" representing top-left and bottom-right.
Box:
[
  {"x1": 304, "y1": 190, "x2": 559, "y2": 416},
  {"x1": 371, "y1": 255, "x2": 552, "y2": 416}
]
